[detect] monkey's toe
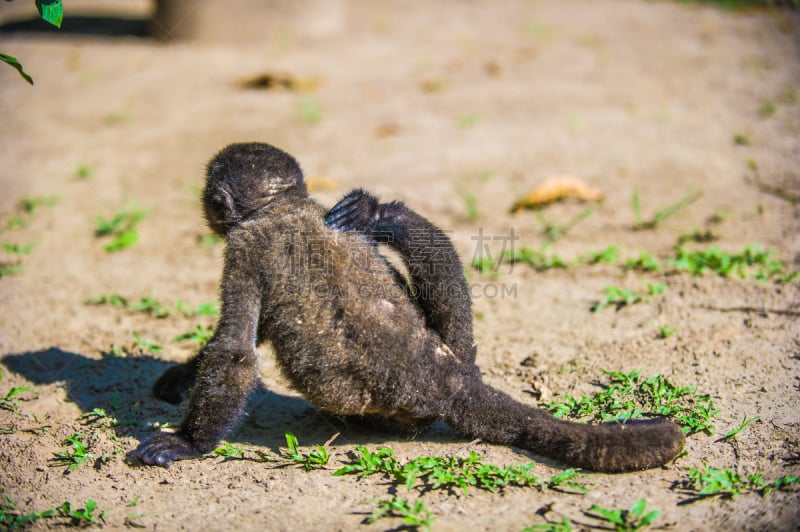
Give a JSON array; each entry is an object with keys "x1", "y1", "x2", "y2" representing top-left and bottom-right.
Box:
[
  {"x1": 325, "y1": 188, "x2": 380, "y2": 232},
  {"x1": 135, "y1": 431, "x2": 199, "y2": 468}
]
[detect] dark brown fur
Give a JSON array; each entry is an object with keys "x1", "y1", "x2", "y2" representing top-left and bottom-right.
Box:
[{"x1": 135, "y1": 142, "x2": 684, "y2": 472}]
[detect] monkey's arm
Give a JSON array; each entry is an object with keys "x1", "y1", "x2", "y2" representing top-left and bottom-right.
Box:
[
  {"x1": 136, "y1": 238, "x2": 261, "y2": 467},
  {"x1": 326, "y1": 190, "x2": 474, "y2": 363}
]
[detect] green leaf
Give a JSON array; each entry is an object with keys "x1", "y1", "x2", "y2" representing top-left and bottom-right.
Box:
[
  {"x1": 104, "y1": 229, "x2": 138, "y2": 252},
  {"x1": 36, "y1": 0, "x2": 64, "y2": 28},
  {"x1": 640, "y1": 509, "x2": 660, "y2": 527},
  {"x1": 0, "y1": 53, "x2": 34, "y2": 85},
  {"x1": 285, "y1": 432, "x2": 300, "y2": 459},
  {"x1": 630, "y1": 498, "x2": 647, "y2": 516},
  {"x1": 587, "y1": 504, "x2": 624, "y2": 525}
]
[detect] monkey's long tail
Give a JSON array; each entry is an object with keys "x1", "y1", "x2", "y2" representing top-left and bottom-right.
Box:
[{"x1": 446, "y1": 379, "x2": 685, "y2": 473}]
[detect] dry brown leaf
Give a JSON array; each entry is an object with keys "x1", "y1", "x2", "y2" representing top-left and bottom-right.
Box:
[
  {"x1": 239, "y1": 73, "x2": 322, "y2": 93},
  {"x1": 510, "y1": 175, "x2": 604, "y2": 213},
  {"x1": 374, "y1": 123, "x2": 400, "y2": 138},
  {"x1": 419, "y1": 79, "x2": 446, "y2": 93}
]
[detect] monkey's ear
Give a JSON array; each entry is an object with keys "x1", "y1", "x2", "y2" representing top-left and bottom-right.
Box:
[
  {"x1": 204, "y1": 185, "x2": 241, "y2": 236},
  {"x1": 218, "y1": 186, "x2": 239, "y2": 223}
]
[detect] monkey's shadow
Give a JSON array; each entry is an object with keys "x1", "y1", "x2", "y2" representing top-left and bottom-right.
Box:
[{"x1": 1, "y1": 348, "x2": 460, "y2": 454}]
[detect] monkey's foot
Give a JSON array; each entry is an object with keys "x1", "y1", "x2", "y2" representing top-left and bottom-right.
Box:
[
  {"x1": 153, "y1": 363, "x2": 194, "y2": 404},
  {"x1": 325, "y1": 188, "x2": 380, "y2": 233},
  {"x1": 135, "y1": 431, "x2": 199, "y2": 468}
]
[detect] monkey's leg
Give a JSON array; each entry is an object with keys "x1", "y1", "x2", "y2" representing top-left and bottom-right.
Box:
[
  {"x1": 136, "y1": 238, "x2": 262, "y2": 467},
  {"x1": 443, "y1": 373, "x2": 685, "y2": 472},
  {"x1": 136, "y1": 346, "x2": 257, "y2": 467},
  {"x1": 327, "y1": 190, "x2": 475, "y2": 363}
]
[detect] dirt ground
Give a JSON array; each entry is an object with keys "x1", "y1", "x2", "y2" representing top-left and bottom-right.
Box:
[{"x1": 1, "y1": 0, "x2": 799, "y2": 530}]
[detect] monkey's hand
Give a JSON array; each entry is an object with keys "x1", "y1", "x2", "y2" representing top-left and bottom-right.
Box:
[
  {"x1": 135, "y1": 431, "x2": 200, "y2": 467},
  {"x1": 325, "y1": 188, "x2": 381, "y2": 233}
]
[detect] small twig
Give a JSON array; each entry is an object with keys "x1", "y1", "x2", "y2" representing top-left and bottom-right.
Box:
[
  {"x1": 447, "y1": 438, "x2": 482, "y2": 458},
  {"x1": 695, "y1": 305, "x2": 800, "y2": 317},
  {"x1": 752, "y1": 173, "x2": 800, "y2": 204},
  {"x1": 323, "y1": 432, "x2": 341, "y2": 448}
]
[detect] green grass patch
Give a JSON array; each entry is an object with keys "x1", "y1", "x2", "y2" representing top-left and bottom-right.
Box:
[
  {"x1": 131, "y1": 332, "x2": 162, "y2": 355},
  {"x1": 539, "y1": 369, "x2": 720, "y2": 435},
  {"x1": 455, "y1": 113, "x2": 480, "y2": 128},
  {"x1": 591, "y1": 286, "x2": 643, "y2": 313},
  {"x1": 632, "y1": 188, "x2": 702, "y2": 231},
  {"x1": 172, "y1": 324, "x2": 215, "y2": 347},
  {"x1": 582, "y1": 244, "x2": 620, "y2": 265},
  {"x1": 79, "y1": 408, "x2": 119, "y2": 433},
  {"x1": 585, "y1": 498, "x2": 659, "y2": 531},
  {"x1": 297, "y1": 96, "x2": 322, "y2": 125},
  {"x1": 57, "y1": 499, "x2": 106, "y2": 526},
  {"x1": 49, "y1": 433, "x2": 92, "y2": 473},
  {"x1": 105, "y1": 331, "x2": 164, "y2": 358},
  {"x1": 2, "y1": 242, "x2": 36, "y2": 256},
  {"x1": 0, "y1": 491, "x2": 106, "y2": 529},
  {"x1": 365, "y1": 496, "x2": 434, "y2": 530},
  {"x1": 721, "y1": 415, "x2": 760, "y2": 441},
  {"x1": 334, "y1": 446, "x2": 588, "y2": 495},
  {"x1": 197, "y1": 232, "x2": 224, "y2": 247},
  {"x1": 455, "y1": 170, "x2": 494, "y2": 221},
  {"x1": 522, "y1": 517, "x2": 573, "y2": 532},
  {"x1": 622, "y1": 251, "x2": 663, "y2": 272},
  {"x1": 0, "y1": 491, "x2": 58, "y2": 529},
  {"x1": 0, "y1": 196, "x2": 57, "y2": 276},
  {"x1": 672, "y1": 244, "x2": 797, "y2": 283},
  {"x1": 656, "y1": 325, "x2": 677, "y2": 339},
  {"x1": 733, "y1": 132, "x2": 750, "y2": 145},
  {"x1": 19, "y1": 195, "x2": 59, "y2": 216},
  {"x1": 676, "y1": 229, "x2": 718, "y2": 246},
  {"x1": 128, "y1": 296, "x2": 172, "y2": 318},
  {"x1": 284, "y1": 432, "x2": 331, "y2": 470},
  {"x1": 537, "y1": 205, "x2": 596, "y2": 243},
  {"x1": 89, "y1": 293, "x2": 220, "y2": 319},
  {"x1": 473, "y1": 241, "x2": 796, "y2": 286},
  {"x1": 0, "y1": 264, "x2": 25, "y2": 278},
  {"x1": 212, "y1": 442, "x2": 247, "y2": 460},
  {"x1": 0, "y1": 385, "x2": 36, "y2": 414},
  {"x1": 208, "y1": 432, "x2": 333, "y2": 469},
  {"x1": 94, "y1": 202, "x2": 148, "y2": 252},
  {"x1": 0, "y1": 241, "x2": 36, "y2": 278},
  {"x1": 675, "y1": 464, "x2": 799, "y2": 499},
  {"x1": 590, "y1": 283, "x2": 665, "y2": 313},
  {"x1": 76, "y1": 164, "x2": 93, "y2": 180},
  {"x1": 473, "y1": 246, "x2": 568, "y2": 276},
  {"x1": 758, "y1": 101, "x2": 777, "y2": 118}
]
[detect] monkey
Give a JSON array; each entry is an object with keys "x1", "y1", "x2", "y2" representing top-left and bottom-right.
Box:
[{"x1": 135, "y1": 142, "x2": 684, "y2": 472}]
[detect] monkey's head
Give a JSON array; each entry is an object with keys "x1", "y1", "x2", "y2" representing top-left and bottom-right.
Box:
[{"x1": 203, "y1": 142, "x2": 308, "y2": 237}]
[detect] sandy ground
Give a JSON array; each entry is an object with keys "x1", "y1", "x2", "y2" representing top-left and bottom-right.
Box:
[{"x1": 1, "y1": 0, "x2": 799, "y2": 530}]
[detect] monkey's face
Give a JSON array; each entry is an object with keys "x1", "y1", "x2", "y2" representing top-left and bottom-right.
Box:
[{"x1": 203, "y1": 142, "x2": 306, "y2": 237}]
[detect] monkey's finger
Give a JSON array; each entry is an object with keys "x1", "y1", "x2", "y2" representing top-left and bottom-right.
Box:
[
  {"x1": 325, "y1": 189, "x2": 380, "y2": 232},
  {"x1": 330, "y1": 188, "x2": 370, "y2": 210},
  {"x1": 135, "y1": 432, "x2": 198, "y2": 467},
  {"x1": 327, "y1": 189, "x2": 379, "y2": 215}
]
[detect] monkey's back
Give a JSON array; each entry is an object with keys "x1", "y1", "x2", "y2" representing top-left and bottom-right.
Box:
[{"x1": 231, "y1": 198, "x2": 454, "y2": 420}]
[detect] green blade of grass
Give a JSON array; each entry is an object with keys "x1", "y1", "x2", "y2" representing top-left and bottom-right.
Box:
[{"x1": 0, "y1": 53, "x2": 34, "y2": 85}]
